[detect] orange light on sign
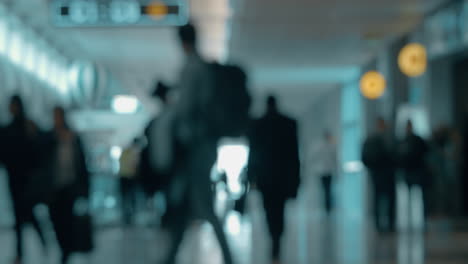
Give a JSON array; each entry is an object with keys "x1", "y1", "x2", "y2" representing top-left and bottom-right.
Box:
[
  {"x1": 398, "y1": 43, "x2": 427, "y2": 77},
  {"x1": 360, "y1": 71, "x2": 386, "y2": 100},
  {"x1": 146, "y1": 1, "x2": 168, "y2": 20}
]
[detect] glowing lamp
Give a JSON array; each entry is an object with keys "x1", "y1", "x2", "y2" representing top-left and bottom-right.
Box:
[
  {"x1": 360, "y1": 71, "x2": 386, "y2": 100},
  {"x1": 398, "y1": 43, "x2": 427, "y2": 77}
]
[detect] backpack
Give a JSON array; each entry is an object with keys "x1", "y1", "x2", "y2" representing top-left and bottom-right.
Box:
[{"x1": 208, "y1": 63, "x2": 251, "y2": 138}]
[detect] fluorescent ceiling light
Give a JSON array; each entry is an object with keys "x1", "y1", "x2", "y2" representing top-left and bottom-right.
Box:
[{"x1": 112, "y1": 95, "x2": 139, "y2": 114}]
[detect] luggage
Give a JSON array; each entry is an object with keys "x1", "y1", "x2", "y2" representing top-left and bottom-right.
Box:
[{"x1": 72, "y1": 198, "x2": 94, "y2": 253}]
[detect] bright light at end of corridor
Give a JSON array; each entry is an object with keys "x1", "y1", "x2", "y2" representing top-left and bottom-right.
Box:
[
  {"x1": 110, "y1": 146, "x2": 122, "y2": 160},
  {"x1": 112, "y1": 95, "x2": 139, "y2": 114},
  {"x1": 217, "y1": 143, "x2": 249, "y2": 195}
]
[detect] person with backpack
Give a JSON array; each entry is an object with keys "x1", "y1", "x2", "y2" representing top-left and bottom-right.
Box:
[
  {"x1": 247, "y1": 95, "x2": 300, "y2": 264},
  {"x1": 159, "y1": 22, "x2": 251, "y2": 264},
  {"x1": 362, "y1": 117, "x2": 397, "y2": 234}
]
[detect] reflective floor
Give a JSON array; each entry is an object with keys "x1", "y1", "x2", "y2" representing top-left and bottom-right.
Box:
[{"x1": 1, "y1": 172, "x2": 468, "y2": 264}]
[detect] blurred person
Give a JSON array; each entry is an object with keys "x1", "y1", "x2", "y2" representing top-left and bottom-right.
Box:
[
  {"x1": 44, "y1": 106, "x2": 92, "y2": 264},
  {"x1": 119, "y1": 138, "x2": 141, "y2": 225},
  {"x1": 428, "y1": 126, "x2": 461, "y2": 217},
  {"x1": 247, "y1": 95, "x2": 301, "y2": 264},
  {"x1": 317, "y1": 131, "x2": 338, "y2": 214},
  {"x1": 140, "y1": 82, "x2": 177, "y2": 228},
  {"x1": 2, "y1": 95, "x2": 47, "y2": 264},
  {"x1": 362, "y1": 117, "x2": 397, "y2": 233},
  {"x1": 161, "y1": 23, "x2": 233, "y2": 264},
  {"x1": 398, "y1": 120, "x2": 429, "y2": 222}
]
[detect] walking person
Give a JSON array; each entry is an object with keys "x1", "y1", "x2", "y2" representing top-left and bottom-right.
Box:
[
  {"x1": 247, "y1": 95, "x2": 301, "y2": 264},
  {"x1": 119, "y1": 138, "x2": 141, "y2": 225},
  {"x1": 140, "y1": 82, "x2": 177, "y2": 229},
  {"x1": 44, "y1": 106, "x2": 92, "y2": 264},
  {"x1": 362, "y1": 117, "x2": 397, "y2": 233},
  {"x1": 318, "y1": 131, "x2": 338, "y2": 215},
  {"x1": 398, "y1": 120, "x2": 429, "y2": 227},
  {"x1": 2, "y1": 95, "x2": 47, "y2": 264},
  {"x1": 161, "y1": 23, "x2": 234, "y2": 264}
]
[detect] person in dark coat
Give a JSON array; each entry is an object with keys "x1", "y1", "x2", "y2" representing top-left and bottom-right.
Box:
[
  {"x1": 140, "y1": 81, "x2": 182, "y2": 229},
  {"x1": 162, "y1": 23, "x2": 233, "y2": 264},
  {"x1": 2, "y1": 95, "x2": 47, "y2": 264},
  {"x1": 398, "y1": 120, "x2": 429, "y2": 220},
  {"x1": 44, "y1": 106, "x2": 91, "y2": 264},
  {"x1": 247, "y1": 95, "x2": 301, "y2": 264},
  {"x1": 140, "y1": 82, "x2": 172, "y2": 197},
  {"x1": 362, "y1": 117, "x2": 397, "y2": 233}
]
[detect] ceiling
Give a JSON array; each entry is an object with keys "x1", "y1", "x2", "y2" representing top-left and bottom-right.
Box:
[
  {"x1": 3, "y1": 0, "x2": 449, "y2": 143},
  {"x1": 7, "y1": 0, "x2": 447, "y2": 91}
]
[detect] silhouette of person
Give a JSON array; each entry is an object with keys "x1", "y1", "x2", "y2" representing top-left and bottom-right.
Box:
[
  {"x1": 247, "y1": 95, "x2": 301, "y2": 264},
  {"x1": 119, "y1": 138, "x2": 141, "y2": 225},
  {"x1": 162, "y1": 23, "x2": 233, "y2": 264},
  {"x1": 318, "y1": 131, "x2": 337, "y2": 214},
  {"x1": 141, "y1": 81, "x2": 181, "y2": 229},
  {"x1": 2, "y1": 95, "x2": 47, "y2": 264},
  {"x1": 362, "y1": 117, "x2": 397, "y2": 233},
  {"x1": 44, "y1": 106, "x2": 91, "y2": 264},
  {"x1": 398, "y1": 120, "x2": 429, "y2": 221}
]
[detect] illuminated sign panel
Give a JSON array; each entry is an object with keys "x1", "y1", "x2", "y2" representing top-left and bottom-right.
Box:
[{"x1": 51, "y1": 0, "x2": 189, "y2": 27}]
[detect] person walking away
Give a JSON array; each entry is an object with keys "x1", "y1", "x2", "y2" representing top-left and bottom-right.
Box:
[
  {"x1": 362, "y1": 118, "x2": 397, "y2": 234},
  {"x1": 119, "y1": 138, "x2": 141, "y2": 225},
  {"x1": 45, "y1": 107, "x2": 92, "y2": 264},
  {"x1": 398, "y1": 120, "x2": 429, "y2": 227},
  {"x1": 247, "y1": 95, "x2": 301, "y2": 264},
  {"x1": 317, "y1": 131, "x2": 338, "y2": 215},
  {"x1": 140, "y1": 82, "x2": 178, "y2": 228},
  {"x1": 2, "y1": 95, "x2": 47, "y2": 264}
]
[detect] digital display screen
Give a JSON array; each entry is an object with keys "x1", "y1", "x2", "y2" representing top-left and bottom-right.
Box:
[{"x1": 51, "y1": 0, "x2": 189, "y2": 27}]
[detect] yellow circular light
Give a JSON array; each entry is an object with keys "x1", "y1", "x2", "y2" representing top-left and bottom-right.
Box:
[
  {"x1": 146, "y1": 1, "x2": 168, "y2": 20},
  {"x1": 398, "y1": 43, "x2": 427, "y2": 77},
  {"x1": 360, "y1": 71, "x2": 386, "y2": 100}
]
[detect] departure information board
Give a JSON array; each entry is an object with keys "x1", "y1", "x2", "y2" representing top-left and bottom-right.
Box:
[{"x1": 51, "y1": 0, "x2": 189, "y2": 27}]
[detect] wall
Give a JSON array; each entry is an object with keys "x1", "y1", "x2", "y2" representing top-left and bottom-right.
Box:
[{"x1": 427, "y1": 57, "x2": 455, "y2": 129}]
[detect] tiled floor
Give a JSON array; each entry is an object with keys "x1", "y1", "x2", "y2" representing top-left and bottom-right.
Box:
[{"x1": 1, "y1": 171, "x2": 468, "y2": 264}]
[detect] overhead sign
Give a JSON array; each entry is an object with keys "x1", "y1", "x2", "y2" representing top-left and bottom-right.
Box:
[{"x1": 50, "y1": 0, "x2": 189, "y2": 27}]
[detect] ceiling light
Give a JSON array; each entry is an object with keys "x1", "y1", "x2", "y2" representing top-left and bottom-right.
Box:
[
  {"x1": 360, "y1": 71, "x2": 386, "y2": 100},
  {"x1": 112, "y1": 95, "x2": 139, "y2": 114},
  {"x1": 398, "y1": 43, "x2": 427, "y2": 77}
]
